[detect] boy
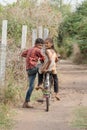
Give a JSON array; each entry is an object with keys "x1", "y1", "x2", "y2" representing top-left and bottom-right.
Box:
[
  {"x1": 36, "y1": 38, "x2": 60, "y2": 100},
  {"x1": 21, "y1": 38, "x2": 45, "y2": 108}
]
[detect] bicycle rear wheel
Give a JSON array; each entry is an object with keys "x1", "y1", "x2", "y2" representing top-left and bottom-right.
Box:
[{"x1": 46, "y1": 97, "x2": 49, "y2": 112}]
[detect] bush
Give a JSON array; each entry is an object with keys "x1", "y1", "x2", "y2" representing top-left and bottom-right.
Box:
[
  {"x1": 0, "y1": 104, "x2": 14, "y2": 130},
  {"x1": 3, "y1": 81, "x2": 25, "y2": 106},
  {"x1": 78, "y1": 40, "x2": 87, "y2": 57},
  {"x1": 58, "y1": 46, "x2": 67, "y2": 59},
  {"x1": 64, "y1": 43, "x2": 73, "y2": 57},
  {"x1": 7, "y1": 19, "x2": 22, "y2": 45},
  {"x1": 57, "y1": 1, "x2": 87, "y2": 62}
]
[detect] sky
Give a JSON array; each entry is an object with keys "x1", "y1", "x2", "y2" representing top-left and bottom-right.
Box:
[
  {"x1": 0, "y1": 0, "x2": 84, "y2": 6},
  {"x1": 0, "y1": 0, "x2": 17, "y2": 5}
]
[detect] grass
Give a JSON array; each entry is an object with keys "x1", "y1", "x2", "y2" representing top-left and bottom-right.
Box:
[
  {"x1": 0, "y1": 103, "x2": 15, "y2": 130},
  {"x1": 72, "y1": 106, "x2": 87, "y2": 129},
  {"x1": 0, "y1": 82, "x2": 26, "y2": 130}
]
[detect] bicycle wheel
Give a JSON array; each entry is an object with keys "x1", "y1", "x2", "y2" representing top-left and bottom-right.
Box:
[
  {"x1": 46, "y1": 97, "x2": 49, "y2": 112},
  {"x1": 44, "y1": 72, "x2": 51, "y2": 112}
]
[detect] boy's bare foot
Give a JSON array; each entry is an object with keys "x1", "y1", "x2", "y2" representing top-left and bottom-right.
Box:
[
  {"x1": 55, "y1": 93, "x2": 60, "y2": 100},
  {"x1": 35, "y1": 85, "x2": 43, "y2": 90},
  {"x1": 22, "y1": 102, "x2": 34, "y2": 108},
  {"x1": 55, "y1": 96, "x2": 60, "y2": 100},
  {"x1": 35, "y1": 86, "x2": 40, "y2": 90}
]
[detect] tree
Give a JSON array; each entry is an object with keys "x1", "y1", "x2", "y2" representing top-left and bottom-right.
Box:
[{"x1": 57, "y1": 0, "x2": 87, "y2": 58}]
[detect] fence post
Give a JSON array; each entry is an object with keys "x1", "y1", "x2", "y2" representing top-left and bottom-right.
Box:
[
  {"x1": 21, "y1": 25, "x2": 27, "y2": 50},
  {"x1": 38, "y1": 26, "x2": 43, "y2": 38},
  {"x1": 0, "y1": 20, "x2": 8, "y2": 86},
  {"x1": 44, "y1": 28, "x2": 49, "y2": 40},
  {"x1": 32, "y1": 29, "x2": 37, "y2": 47}
]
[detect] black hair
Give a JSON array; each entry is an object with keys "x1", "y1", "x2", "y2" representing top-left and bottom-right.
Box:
[
  {"x1": 45, "y1": 37, "x2": 57, "y2": 53},
  {"x1": 45, "y1": 38, "x2": 53, "y2": 44},
  {"x1": 35, "y1": 38, "x2": 44, "y2": 45}
]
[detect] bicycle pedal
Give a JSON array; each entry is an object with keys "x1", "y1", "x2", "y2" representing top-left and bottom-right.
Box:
[{"x1": 37, "y1": 99, "x2": 44, "y2": 103}]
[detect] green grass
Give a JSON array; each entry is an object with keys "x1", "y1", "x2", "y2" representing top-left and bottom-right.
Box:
[
  {"x1": 0, "y1": 104, "x2": 15, "y2": 130},
  {"x1": 72, "y1": 107, "x2": 87, "y2": 129}
]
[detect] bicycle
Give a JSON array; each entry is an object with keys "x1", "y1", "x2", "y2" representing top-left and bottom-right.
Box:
[{"x1": 42, "y1": 71, "x2": 53, "y2": 112}]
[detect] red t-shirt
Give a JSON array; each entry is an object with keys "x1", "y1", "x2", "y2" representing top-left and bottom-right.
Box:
[{"x1": 21, "y1": 46, "x2": 44, "y2": 70}]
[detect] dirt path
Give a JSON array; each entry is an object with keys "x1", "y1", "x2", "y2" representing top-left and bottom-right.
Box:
[{"x1": 13, "y1": 60, "x2": 87, "y2": 130}]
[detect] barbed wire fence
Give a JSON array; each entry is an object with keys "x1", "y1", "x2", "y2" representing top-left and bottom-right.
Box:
[{"x1": 0, "y1": 20, "x2": 49, "y2": 88}]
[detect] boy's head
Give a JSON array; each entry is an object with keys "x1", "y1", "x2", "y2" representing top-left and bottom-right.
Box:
[
  {"x1": 45, "y1": 37, "x2": 54, "y2": 49},
  {"x1": 35, "y1": 38, "x2": 44, "y2": 45},
  {"x1": 45, "y1": 38, "x2": 53, "y2": 44},
  {"x1": 35, "y1": 38, "x2": 44, "y2": 49}
]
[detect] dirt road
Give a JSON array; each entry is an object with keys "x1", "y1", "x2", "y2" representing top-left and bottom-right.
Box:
[{"x1": 13, "y1": 60, "x2": 87, "y2": 130}]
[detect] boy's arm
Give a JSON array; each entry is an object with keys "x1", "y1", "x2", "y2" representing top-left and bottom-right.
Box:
[
  {"x1": 55, "y1": 55, "x2": 58, "y2": 62},
  {"x1": 55, "y1": 53, "x2": 61, "y2": 62},
  {"x1": 21, "y1": 50, "x2": 28, "y2": 58},
  {"x1": 45, "y1": 50, "x2": 51, "y2": 70},
  {"x1": 37, "y1": 50, "x2": 45, "y2": 62}
]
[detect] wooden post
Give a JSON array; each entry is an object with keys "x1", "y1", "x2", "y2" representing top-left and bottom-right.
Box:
[
  {"x1": 32, "y1": 29, "x2": 37, "y2": 47},
  {"x1": 44, "y1": 28, "x2": 49, "y2": 40},
  {"x1": 21, "y1": 25, "x2": 27, "y2": 49},
  {"x1": 0, "y1": 20, "x2": 8, "y2": 86},
  {"x1": 38, "y1": 26, "x2": 43, "y2": 38}
]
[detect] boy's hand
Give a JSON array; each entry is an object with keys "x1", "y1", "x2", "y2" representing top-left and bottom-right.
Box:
[
  {"x1": 41, "y1": 67, "x2": 47, "y2": 73},
  {"x1": 42, "y1": 69, "x2": 47, "y2": 73},
  {"x1": 55, "y1": 57, "x2": 58, "y2": 62}
]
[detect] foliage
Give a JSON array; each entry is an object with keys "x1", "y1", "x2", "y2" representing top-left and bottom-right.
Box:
[
  {"x1": 0, "y1": 0, "x2": 62, "y2": 46},
  {"x1": 76, "y1": 0, "x2": 87, "y2": 16},
  {"x1": 0, "y1": 104, "x2": 14, "y2": 130},
  {"x1": 7, "y1": 19, "x2": 22, "y2": 44},
  {"x1": 0, "y1": 43, "x2": 27, "y2": 105},
  {"x1": 78, "y1": 40, "x2": 87, "y2": 57},
  {"x1": 58, "y1": 0, "x2": 87, "y2": 40},
  {"x1": 57, "y1": 0, "x2": 87, "y2": 62},
  {"x1": 58, "y1": 46, "x2": 67, "y2": 59}
]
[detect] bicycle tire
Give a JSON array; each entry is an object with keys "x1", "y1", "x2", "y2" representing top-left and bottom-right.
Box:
[{"x1": 46, "y1": 97, "x2": 49, "y2": 112}]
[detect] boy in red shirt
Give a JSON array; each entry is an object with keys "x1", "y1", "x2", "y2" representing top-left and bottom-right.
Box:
[{"x1": 21, "y1": 38, "x2": 44, "y2": 108}]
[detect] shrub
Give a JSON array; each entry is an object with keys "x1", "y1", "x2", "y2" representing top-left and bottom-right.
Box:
[
  {"x1": 0, "y1": 104, "x2": 14, "y2": 130},
  {"x1": 78, "y1": 40, "x2": 87, "y2": 57}
]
